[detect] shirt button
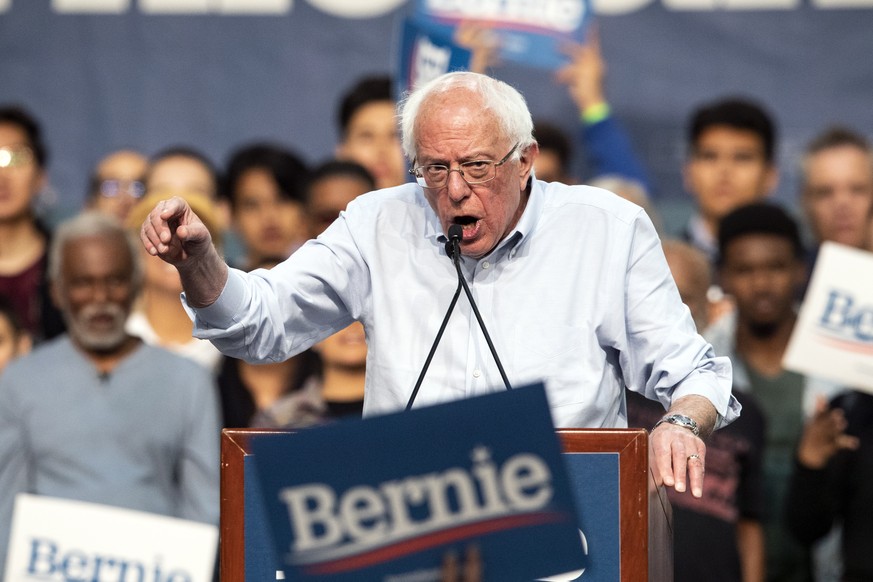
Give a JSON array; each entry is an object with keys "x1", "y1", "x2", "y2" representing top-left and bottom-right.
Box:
[
  {"x1": 473, "y1": 369, "x2": 481, "y2": 378},
  {"x1": 482, "y1": 261, "x2": 490, "y2": 269}
]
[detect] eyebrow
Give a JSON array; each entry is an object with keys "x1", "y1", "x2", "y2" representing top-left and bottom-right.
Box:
[{"x1": 418, "y1": 150, "x2": 498, "y2": 166}]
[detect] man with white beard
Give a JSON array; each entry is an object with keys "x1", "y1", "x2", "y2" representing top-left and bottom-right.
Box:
[{"x1": 0, "y1": 212, "x2": 220, "y2": 575}]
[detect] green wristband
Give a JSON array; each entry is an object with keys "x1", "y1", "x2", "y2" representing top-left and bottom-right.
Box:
[{"x1": 581, "y1": 102, "x2": 611, "y2": 125}]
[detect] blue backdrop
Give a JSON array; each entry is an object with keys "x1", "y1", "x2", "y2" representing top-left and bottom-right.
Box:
[{"x1": 2, "y1": 0, "x2": 872, "y2": 234}]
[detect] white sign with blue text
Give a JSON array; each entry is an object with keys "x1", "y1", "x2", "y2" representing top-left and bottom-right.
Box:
[
  {"x1": 784, "y1": 242, "x2": 873, "y2": 393},
  {"x1": 4, "y1": 494, "x2": 218, "y2": 582}
]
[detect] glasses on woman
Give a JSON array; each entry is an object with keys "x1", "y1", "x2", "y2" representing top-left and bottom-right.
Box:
[
  {"x1": 0, "y1": 145, "x2": 34, "y2": 169},
  {"x1": 410, "y1": 143, "x2": 518, "y2": 190},
  {"x1": 98, "y1": 179, "x2": 147, "y2": 199}
]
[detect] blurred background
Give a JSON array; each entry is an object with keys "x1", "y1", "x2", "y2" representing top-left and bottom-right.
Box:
[{"x1": 1, "y1": 0, "x2": 871, "y2": 234}]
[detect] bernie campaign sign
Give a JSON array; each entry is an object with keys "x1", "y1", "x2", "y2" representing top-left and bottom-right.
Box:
[
  {"x1": 250, "y1": 383, "x2": 585, "y2": 581},
  {"x1": 784, "y1": 242, "x2": 873, "y2": 393},
  {"x1": 409, "y1": 0, "x2": 591, "y2": 70},
  {"x1": 395, "y1": 17, "x2": 473, "y2": 101}
]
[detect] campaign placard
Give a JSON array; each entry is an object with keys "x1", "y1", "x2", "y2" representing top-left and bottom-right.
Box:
[
  {"x1": 395, "y1": 18, "x2": 473, "y2": 100},
  {"x1": 250, "y1": 384, "x2": 586, "y2": 581},
  {"x1": 4, "y1": 494, "x2": 218, "y2": 582},
  {"x1": 783, "y1": 242, "x2": 873, "y2": 393},
  {"x1": 409, "y1": 0, "x2": 591, "y2": 70}
]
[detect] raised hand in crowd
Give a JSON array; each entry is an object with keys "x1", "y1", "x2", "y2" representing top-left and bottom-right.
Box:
[
  {"x1": 796, "y1": 396, "x2": 860, "y2": 470},
  {"x1": 454, "y1": 21, "x2": 501, "y2": 74},
  {"x1": 556, "y1": 27, "x2": 607, "y2": 116}
]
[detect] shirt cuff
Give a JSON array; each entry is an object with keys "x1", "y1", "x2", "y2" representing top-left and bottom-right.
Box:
[{"x1": 183, "y1": 268, "x2": 248, "y2": 333}]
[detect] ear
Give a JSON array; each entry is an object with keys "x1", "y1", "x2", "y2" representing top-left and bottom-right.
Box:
[{"x1": 518, "y1": 143, "x2": 539, "y2": 190}]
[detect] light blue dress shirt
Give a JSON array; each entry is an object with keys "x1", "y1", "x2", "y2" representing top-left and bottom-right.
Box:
[{"x1": 191, "y1": 180, "x2": 738, "y2": 428}]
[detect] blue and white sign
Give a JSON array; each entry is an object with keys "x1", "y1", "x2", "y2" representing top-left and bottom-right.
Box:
[
  {"x1": 4, "y1": 494, "x2": 218, "y2": 582},
  {"x1": 784, "y1": 242, "x2": 873, "y2": 393},
  {"x1": 411, "y1": 0, "x2": 591, "y2": 69},
  {"x1": 250, "y1": 384, "x2": 586, "y2": 581},
  {"x1": 395, "y1": 18, "x2": 472, "y2": 100}
]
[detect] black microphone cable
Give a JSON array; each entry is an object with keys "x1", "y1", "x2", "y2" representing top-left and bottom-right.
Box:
[
  {"x1": 447, "y1": 225, "x2": 512, "y2": 392},
  {"x1": 406, "y1": 225, "x2": 513, "y2": 411},
  {"x1": 406, "y1": 252, "x2": 463, "y2": 411}
]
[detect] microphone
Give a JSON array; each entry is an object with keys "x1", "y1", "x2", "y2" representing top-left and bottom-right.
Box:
[
  {"x1": 445, "y1": 224, "x2": 462, "y2": 258},
  {"x1": 406, "y1": 226, "x2": 511, "y2": 411}
]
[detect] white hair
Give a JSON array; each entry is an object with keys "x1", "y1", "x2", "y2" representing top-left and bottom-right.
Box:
[
  {"x1": 49, "y1": 211, "x2": 143, "y2": 291},
  {"x1": 398, "y1": 72, "x2": 536, "y2": 162}
]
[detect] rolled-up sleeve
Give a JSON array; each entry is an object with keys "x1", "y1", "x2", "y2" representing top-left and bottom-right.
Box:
[
  {"x1": 620, "y1": 210, "x2": 739, "y2": 427},
  {"x1": 184, "y1": 215, "x2": 370, "y2": 364}
]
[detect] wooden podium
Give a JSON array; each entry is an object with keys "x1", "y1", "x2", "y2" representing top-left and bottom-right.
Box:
[{"x1": 220, "y1": 428, "x2": 672, "y2": 581}]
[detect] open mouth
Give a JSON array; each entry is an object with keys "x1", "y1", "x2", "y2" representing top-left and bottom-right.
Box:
[{"x1": 452, "y1": 215, "x2": 481, "y2": 240}]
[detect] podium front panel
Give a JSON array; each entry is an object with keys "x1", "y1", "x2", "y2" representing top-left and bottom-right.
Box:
[{"x1": 221, "y1": 428, "x2": 671, "y2": 581}]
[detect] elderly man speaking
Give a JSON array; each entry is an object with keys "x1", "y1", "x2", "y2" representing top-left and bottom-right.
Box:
[{"x1": 140, "y1": 72, "x2": 738, "y2": 498}]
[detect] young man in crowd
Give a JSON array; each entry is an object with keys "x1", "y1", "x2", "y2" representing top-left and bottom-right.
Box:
[
  {"x1": 222, "y1": 142, "x2": 310, "y2": 269},
  {"x1": 334, "y1": 75, "x2": 407, "y2": 191},
  {"x1": 682, "y1": 98, "x2": 778, "y2": 264},
  {"x1": 707, "y1": 202, "x2": 841, "y2": 581}
]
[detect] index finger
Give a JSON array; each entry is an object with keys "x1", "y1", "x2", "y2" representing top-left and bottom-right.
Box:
[{"x1": 140, "y1": 197, "x2": 183, "y2": 254}]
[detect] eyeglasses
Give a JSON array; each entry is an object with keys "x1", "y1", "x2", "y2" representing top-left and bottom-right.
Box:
[
  {"x1": 410, "y1": 143, "x2": 519, "y2": 190},
  {"x1": 98, "y1": 179, "x2": 146, "y2": 199},
  {"x1": 0, "y1": 145, "x2": 34, "y2": 169}
]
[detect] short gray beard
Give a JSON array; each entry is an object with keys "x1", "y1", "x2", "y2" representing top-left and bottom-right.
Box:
[{"x1": 64, "y1": 303, "x2": 129, "y2": 353}]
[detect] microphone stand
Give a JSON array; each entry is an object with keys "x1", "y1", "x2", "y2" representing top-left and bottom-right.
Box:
[
  {"x1": 406, "y1": 227, "x2": 513, "y2": 411},
  {"x1": 449, "y1": 238, "x2": 513, "y2": 392},
  {"x1": 406, "y1": 277, "x2": 462, "y2": 411}
]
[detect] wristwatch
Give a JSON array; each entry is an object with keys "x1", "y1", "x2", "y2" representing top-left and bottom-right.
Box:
[{"x1": 653, "y1": 414, "x2": 700, "y2": 437}]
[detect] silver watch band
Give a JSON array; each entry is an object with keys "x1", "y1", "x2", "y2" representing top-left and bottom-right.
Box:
[{"x1": 653, "y1": 414, "x2": 700, "y2": 437}]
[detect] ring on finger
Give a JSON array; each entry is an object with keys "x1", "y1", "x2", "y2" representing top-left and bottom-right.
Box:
[{"x1": 688, "y1": 454, "x2": 701, "y2": 461}]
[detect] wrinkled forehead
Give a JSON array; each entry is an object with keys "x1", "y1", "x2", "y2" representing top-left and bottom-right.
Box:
[
  {"x1": 413, "y1": 91, "x2": 504, "y2": 152},
  {"x1": 416, "y1": 87, "x2": 490, "y2": 124}
]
